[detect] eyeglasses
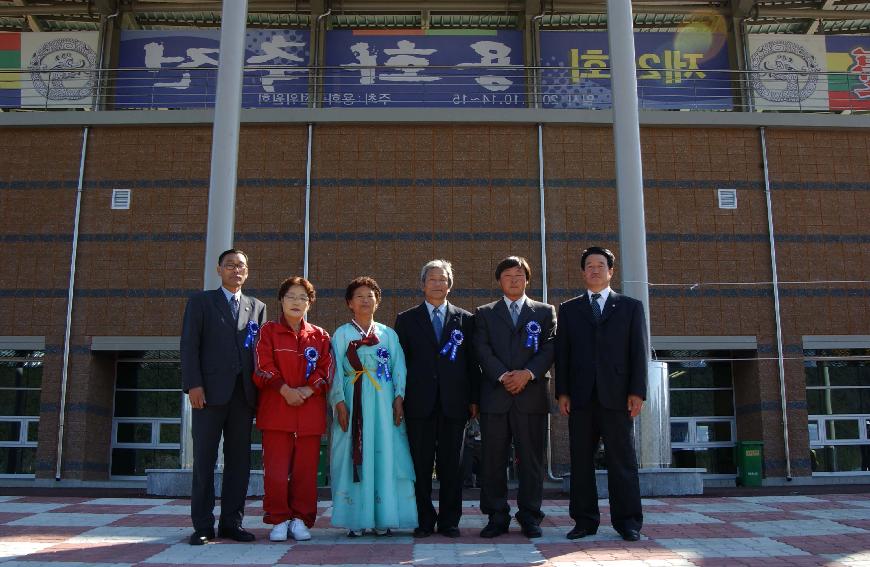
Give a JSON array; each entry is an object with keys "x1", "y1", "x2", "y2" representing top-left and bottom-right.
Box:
[
  {"x1": 283, "y1": 295, "x2": 310, "y2": 303},
  {"x1": 222, "y1": 263, "x2": 248, "y2": 272}
]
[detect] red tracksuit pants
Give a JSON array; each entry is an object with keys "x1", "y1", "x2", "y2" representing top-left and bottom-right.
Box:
[{"x1": 262, "y1": 430, "x2": 320, "y2": 527}]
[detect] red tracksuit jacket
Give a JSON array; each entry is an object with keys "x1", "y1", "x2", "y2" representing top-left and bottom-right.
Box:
[{"x1": 252, "y1": 318, "x2": 333, "y2": 435}]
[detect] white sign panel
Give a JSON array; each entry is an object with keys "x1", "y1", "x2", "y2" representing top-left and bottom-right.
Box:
[
  {"x1": 20, "y1": 32, "x2": 99, "y2": 109},
  {"x1": 747, "y1": 34, "x2": 828, "y2": 111}
]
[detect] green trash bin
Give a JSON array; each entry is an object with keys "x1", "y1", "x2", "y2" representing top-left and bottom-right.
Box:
[
  {"x1": 317, "y1": 436, "x2": 329, "y2": 487},
  {"x1": 735, "y1": 441, "x2": 763, "y2": 487}
]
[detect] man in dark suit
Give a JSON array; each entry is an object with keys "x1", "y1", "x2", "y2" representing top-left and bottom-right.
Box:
[
  {"x1": 473, "y1": 256, "x2": 556, "y2": 539},
  {"x1": 395, "y1": 259, "x2": 481, "y2": 539},
  {"x1": 555, "y1": 246, "x2": 648, "y2": 542},
  {"x1": 181, "y1": 248, "x2": 268, "y2": 545}
]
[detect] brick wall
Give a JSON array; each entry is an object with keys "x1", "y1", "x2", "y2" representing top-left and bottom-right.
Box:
[{"x1": 1, "y1": 123, "x2": 867, "y2": 479}]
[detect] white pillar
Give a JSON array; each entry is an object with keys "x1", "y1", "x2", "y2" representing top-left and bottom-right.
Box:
[
  {"x1": 606, "y1": 0, "x2": 650, "y2": 322},
  {"x1": 181, "y1": 0, "x2": 248, "y2": 470},
  {"x1": 606, "y1": 0, "x2": 669, "y2": 468}
]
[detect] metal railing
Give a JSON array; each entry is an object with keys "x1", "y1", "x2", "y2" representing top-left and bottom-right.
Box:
[{"x1": 0, "y1": 65, "x2": 868, "y2": 113}]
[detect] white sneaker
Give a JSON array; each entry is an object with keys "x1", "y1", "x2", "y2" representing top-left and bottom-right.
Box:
[
  {"x1": 269, "y1": 520, "x2": 289, "y2": 542},
  {"x1": 290, "y1": 518, "x2": 311, "y2": 541}
]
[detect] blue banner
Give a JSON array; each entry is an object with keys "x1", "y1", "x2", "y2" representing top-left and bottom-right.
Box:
[
  {"x1": 539, "y1": 31, "x2": 732, "y2": 110},
  {"x1": 116, "y1": 29, "x2": 309, "y2": 109},
  {"x1": 323, "y1": 30, "x2": 526, "y2": 107}
]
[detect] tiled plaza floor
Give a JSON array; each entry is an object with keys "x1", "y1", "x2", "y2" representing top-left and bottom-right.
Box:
[{"x1": 1, "y1": 493, "x2": 870, "y2": 566}]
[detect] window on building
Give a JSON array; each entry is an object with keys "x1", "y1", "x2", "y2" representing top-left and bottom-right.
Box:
[
  {"x1": 0, "y1": 349, "x2": 43, "y2": 476},
  {"x1": 110, "y1": 350, "x2": 262, "y2": 477},
  {"x1": 805, "y1": 348, "x2": 870, "y2": 474},
  {"x1": 661, "y1": 350, "x2": 738, "y2": 476}
]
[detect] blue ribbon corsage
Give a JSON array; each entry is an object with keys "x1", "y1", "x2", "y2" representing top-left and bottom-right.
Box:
[
  {"x1": 439, "y1": 329, "x2": 464, "y2": 361},
  {"x1": 243, "y1": 321, "x2": 260, "y2": 349},
  {"x1": 303, "y1": 346, "x2": 319, "y2": 381},
  {"x1": 524, "y1": 320, "x2": 541, "y2": 353},
  {"x1": 375, "y1": 347, "x2": 392, "y2": 382}
]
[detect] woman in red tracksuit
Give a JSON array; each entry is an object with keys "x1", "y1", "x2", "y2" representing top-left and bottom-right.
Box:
[{"x1": 253, "y1": 276, "x2": 333, "y2": 542}]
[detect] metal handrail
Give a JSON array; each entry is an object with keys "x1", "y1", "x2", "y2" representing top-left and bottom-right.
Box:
[{"x1": 1, "y1": 65, "x2": 867, "y2": 113}]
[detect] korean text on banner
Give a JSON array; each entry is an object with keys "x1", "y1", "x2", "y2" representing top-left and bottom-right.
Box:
[
  {"x1": 539, "y1": 30, "x2": 732, "y2": 110},
  {"x1": 324, "y1": 29, "x2": 526, "y2": 108}
]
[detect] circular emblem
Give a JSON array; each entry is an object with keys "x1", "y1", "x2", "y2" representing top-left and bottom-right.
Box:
[
  {"x1": 525, "y1": 320, "x2": 542, "y2": 335},
  {"x1": 449, "y1": 329, "x2": 464, "y2": 345},
  {"x1": 29, "y1": 38, "x2": 97, "y2": 101},
  {"x1": 750, "y1": 40, "x2": 819, "y2": 103}
]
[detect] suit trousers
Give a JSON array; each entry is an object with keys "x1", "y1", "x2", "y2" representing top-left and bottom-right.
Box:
[
  {"x1": 405, "y1": 412, "x2": 466, "y2": 531},
  {"x1": 191, "y1": 377, "x2": 254, "y2": 531},
  {"x1": 479, "y1": 409, "x2": 546, "y2": 528},
  {"x1": 568, "y1": 400, "x2": 643, "y2": 533},
  {"x1": 261, "y1": 431, "x2": 320, "y2": 528}
]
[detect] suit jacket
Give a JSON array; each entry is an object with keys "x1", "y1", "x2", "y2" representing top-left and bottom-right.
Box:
[
  {"x1": 181, "y1": 288, "x2": 268, "y2": 408},
  {"x1": 395, "y1": 302, "x2": 481, "y2": 421},
  {"x1": 473, "y1": 298, "x2": 556, "y2": 415},
  {"x1": 554, "y1": 291, "x2": 648, "y2": 411}
]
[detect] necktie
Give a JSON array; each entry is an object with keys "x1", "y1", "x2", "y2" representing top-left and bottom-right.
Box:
[
  {"x1": 591, "y1": 293, "x2": 602, "y2": 321},
  {"x1": 510, "y1": 301, "x2": 519, "y2": 326},
  {"x1": 230, "y1": 295, "x2": 240, "y2": 320},
  {"x1": 432, "y1": 308, "x2": 443, "y2": 341}
]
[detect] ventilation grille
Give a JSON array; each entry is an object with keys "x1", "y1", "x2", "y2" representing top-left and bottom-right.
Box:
[
  {"x1": 717, "y1": 188, "x2": 737, "y2": 209},
  {"x1": 111, "y1": 189, "x2": 131, "y2": 210}
]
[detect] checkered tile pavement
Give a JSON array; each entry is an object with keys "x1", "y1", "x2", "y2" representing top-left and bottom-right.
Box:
[{"x1": 1, "y1": 493, "x2": 870, "y2": 565}]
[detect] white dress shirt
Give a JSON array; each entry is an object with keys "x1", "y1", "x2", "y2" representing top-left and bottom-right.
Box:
[{"x1": 587, "y1": 286, "x2": 612, "y2": 312}]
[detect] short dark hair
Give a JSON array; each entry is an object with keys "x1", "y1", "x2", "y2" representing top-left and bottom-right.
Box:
[
  {"x1": 278, "y1": 276, "x2": 316, "y2": 303},
  {"x1": 218, "y1": 248, "x2": 248, "y2": 266},
  {"x1": 495, "y1": 256, "x2": 531, "y2": 281},
  {"x1": 345, "y1": 276, "x2": 382, "y2": 304},
  {"x1": 581, "y1": 246, "x2": 615, "y2": 269}
]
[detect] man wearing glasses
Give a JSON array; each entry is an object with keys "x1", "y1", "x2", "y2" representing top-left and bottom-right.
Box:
[{"x1": 181, "y1": 249, "x2": 268, "y2": 545}]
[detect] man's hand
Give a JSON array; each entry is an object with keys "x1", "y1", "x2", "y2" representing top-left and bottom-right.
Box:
[
  {"x1": 627, "y1": 395, "x2": 644, "y2": 418},
  {"x1": 280, "y1": 384, "x2": 305, "y2": 406},
  {"x1": 188, "y1": 387, "x2": 206, "y2": 409},
  {"x1": 335, "y1": 401, "x2": 349, "y2": 432},
  {"x1": 393, "y1": 396, "x2": 405, "y2": 427},
  {"x1": 469, "y1": 403, "x2": 479, "y2": 420},
  {"x1": 558, "y1": 394, "x2": 571, "y2": 416},
  {"x1": 502, "y1": 370, "x2": 532, "y2": 395}
]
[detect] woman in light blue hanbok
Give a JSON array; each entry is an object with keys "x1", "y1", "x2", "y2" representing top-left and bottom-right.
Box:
[{"x1": 329, "y1": 276, "x2": 417, "y2": 536}]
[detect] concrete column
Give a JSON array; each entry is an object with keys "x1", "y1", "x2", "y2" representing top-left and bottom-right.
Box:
[
  {"x1": 606, "y1": 0, "x2": 650, "y2": 330},
  {"x1": 606, "y1": 0, "x2": 669, "y2": 468},
  {"x1": 181, "y1": 0, "x2": 248, "y2": 470}
]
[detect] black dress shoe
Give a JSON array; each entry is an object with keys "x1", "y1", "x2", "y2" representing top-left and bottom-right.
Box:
[
  {"x1": 520, "y1": 523, "x2": 542, "y2": 538},
  {"x1": 479, "y1": 521, "x2": 509, "y2": 538},
  {"x1": 566, "y1": 525, "x2": 597, "y2": 540},
  {"x1": 437, "y1": 526, "x2": 461, "y2": 538},
  {"x1": 217, "y1": 524, "x2": 256, "y2": 542},
  {"x1": 188, "y1": 528, "x2": 215, "y2": 545},
  {"x1": 413, "y1": 527, "x2": 433, "y2": 538},
  {"x1": 619, "y1": 529, "x2": 641, "y2": 542}
]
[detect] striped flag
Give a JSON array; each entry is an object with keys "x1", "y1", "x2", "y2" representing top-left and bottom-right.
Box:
[{"x1": 0, "y1": 32, "x2": 21, "y2": 107}]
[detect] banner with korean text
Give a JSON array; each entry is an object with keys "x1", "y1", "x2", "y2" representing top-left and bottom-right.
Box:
[
  {"x1": 116, "y1": 29, "x2": 309, "y2": 108},
  {"x1": 539, "y1": 30, "x2": 732, "y2": 110},
  {"x1": 826, "y1": 35, "x2": 870, "y2": 111},
  {"x1": 0, "y1": 31, "x2": 99, "y2": 109},
  {"x1": 323, "y1": 29, "x2": 526, "y2": 107}
]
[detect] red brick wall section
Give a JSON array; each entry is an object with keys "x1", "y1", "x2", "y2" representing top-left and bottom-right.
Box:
[{"x1": 2, "y1": 123, "x2": 868, "y2": 479}]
